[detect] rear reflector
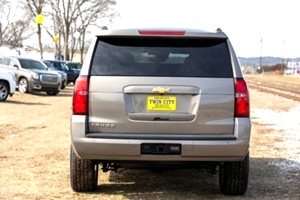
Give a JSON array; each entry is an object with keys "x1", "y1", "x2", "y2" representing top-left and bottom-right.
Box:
[
  {"x1": 138, "y1": 30, "x2": 186, "y2": 35},
  {"x1": 234, "y1": 78, "x2": 250, "y2": 117},
  {"x1": 72, "y1": 76, "x2": 89, "y2": 115}
]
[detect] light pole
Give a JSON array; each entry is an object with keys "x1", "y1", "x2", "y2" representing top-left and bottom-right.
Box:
[
  {"x1": 281, "y1": 40, "x2": 284, "y2": 74},
  {"x1": 53, "y1": 35, "x2": 61, "y2": 60},
  {"x1": 259, "y1": 38, "x2": 263, "y2": 73},
  {"x1": 35, "y1": 14, "x2": 44, "y2": 59}
]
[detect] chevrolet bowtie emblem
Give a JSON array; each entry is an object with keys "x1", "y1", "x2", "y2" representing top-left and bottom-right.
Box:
[{"x1": 152, "y1": 87, "x2": 170, "y2": 93}]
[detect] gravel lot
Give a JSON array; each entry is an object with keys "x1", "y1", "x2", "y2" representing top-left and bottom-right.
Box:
[{"x1": 0, "y1": 82, "x2": 299, "y2": 199}]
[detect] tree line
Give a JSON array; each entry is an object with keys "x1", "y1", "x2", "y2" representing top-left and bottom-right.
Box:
[
  {"x1": 256, "y1": 63, "x2": 287, "y2": 74},
  {"x1": 0, "y1": 0, "x2": 117, "y2": 62}
]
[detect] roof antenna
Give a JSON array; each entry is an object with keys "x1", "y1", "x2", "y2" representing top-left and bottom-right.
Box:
[{"x1": 216, "y1": 28, "x2": 222, "y2": 32}]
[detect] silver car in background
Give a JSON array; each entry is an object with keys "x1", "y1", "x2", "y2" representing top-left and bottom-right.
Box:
[
  {"x1": 70, "y1": 28, "x2": 251, "y2": 195},
  {"x1": 0, "y1": 56, "x2": 61, "y2": 95}
]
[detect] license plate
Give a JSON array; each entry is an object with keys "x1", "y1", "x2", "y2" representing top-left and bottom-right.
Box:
[{"x1": 147, "y1": 95, "x2": 176, "y2": 111}]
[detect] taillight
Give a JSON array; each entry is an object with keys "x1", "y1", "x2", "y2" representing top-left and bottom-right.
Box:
[
  {"x1": 234, "y1": 78, "x2": 250, "y2": 117},
  {"x1": 72, "y1": 76, "x2": 89, "y2": 115},
  {"x1": 138, "y1": 30, "x2": 186, "y2": 35}
]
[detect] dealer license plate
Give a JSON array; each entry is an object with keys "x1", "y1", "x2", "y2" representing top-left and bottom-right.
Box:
[{"x1": 147, "y1": 95, "x2": 176, "y2": 111}]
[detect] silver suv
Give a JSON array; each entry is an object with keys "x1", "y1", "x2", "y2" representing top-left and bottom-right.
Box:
[{"x1": 70, "y1": 28, "x2": 251, "y2": 195}]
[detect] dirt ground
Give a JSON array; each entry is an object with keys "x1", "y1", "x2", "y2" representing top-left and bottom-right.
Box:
[{"x1": 0, "y1": 82, "x2": 299, "y2": 200}]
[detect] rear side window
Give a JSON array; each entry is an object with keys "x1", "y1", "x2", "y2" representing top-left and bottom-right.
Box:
[
  {"x1": 91, "y1": 37, "x2": 233, "y2": 77},
  {"x1": 52, "y1": 62, "x2": 62, "y2": 70}
]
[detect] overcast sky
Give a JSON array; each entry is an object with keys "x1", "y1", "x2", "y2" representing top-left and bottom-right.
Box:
[{"x1": 111, "y1": 0, "x2": 299, "y2": 58}]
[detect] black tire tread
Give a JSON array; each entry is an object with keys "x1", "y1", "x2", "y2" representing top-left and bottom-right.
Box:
[
  {"x1": 219, "y1": 152, "x2": 249, "y2": 195},
  {"x1": 70, "y1": 146, "x2": 98, "y2": 192}
]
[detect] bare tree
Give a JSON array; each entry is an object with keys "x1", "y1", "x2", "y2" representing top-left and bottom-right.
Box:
[
  {"x1": 0, "y1": 0, "x2": 13, "y2": 46},
  {"x1": 74, "y1": 1, "x2": 117, "y2": 62},
  {"x1": 2, "y1": 19, "x2": 31, "y2": 47},
  {"x1": 41, "y1": 7, "x2": 64, "y2": 60},
  {"x1": 25, "y1": 0, "x2": 47, "y2": 59},
  {"x1": 0, "y1": 0, "x2": 31, "y2": 47},
  {"x1": 49, "y1": 0, "x2": 116, "y2": 61}
]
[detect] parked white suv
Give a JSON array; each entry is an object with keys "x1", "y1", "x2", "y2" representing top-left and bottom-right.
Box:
[
  {"x1": 0, "y1": 68, "x2": 16, "y2": 101},
  {"x1": 70, "y1": 28, "x2": 251, "y2": 195}
]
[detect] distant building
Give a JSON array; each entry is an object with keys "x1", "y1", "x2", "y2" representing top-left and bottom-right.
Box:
[{"x1": 286, "y1": 61, "x2": 300, "y2": 75}]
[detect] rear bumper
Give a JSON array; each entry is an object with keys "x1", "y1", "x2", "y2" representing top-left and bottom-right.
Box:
[{"x1": 71, "y1": 116, "x2": 251, "y2": 162}]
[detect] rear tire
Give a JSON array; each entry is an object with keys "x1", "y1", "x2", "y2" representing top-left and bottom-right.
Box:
[
  {"x1": 0, "y1": 81, "x2": 9, "y2": 101},
  {"x1": 219, "y1": 152, "x2": 249, "y2": 195},
  {"x1": 70, "y1": 146, "x2": 98, "y2": 192}
]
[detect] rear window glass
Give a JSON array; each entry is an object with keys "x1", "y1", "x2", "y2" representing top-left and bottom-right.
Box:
[{"x1": 91, "y1": 37, "x2": 233, "y2": 77}]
